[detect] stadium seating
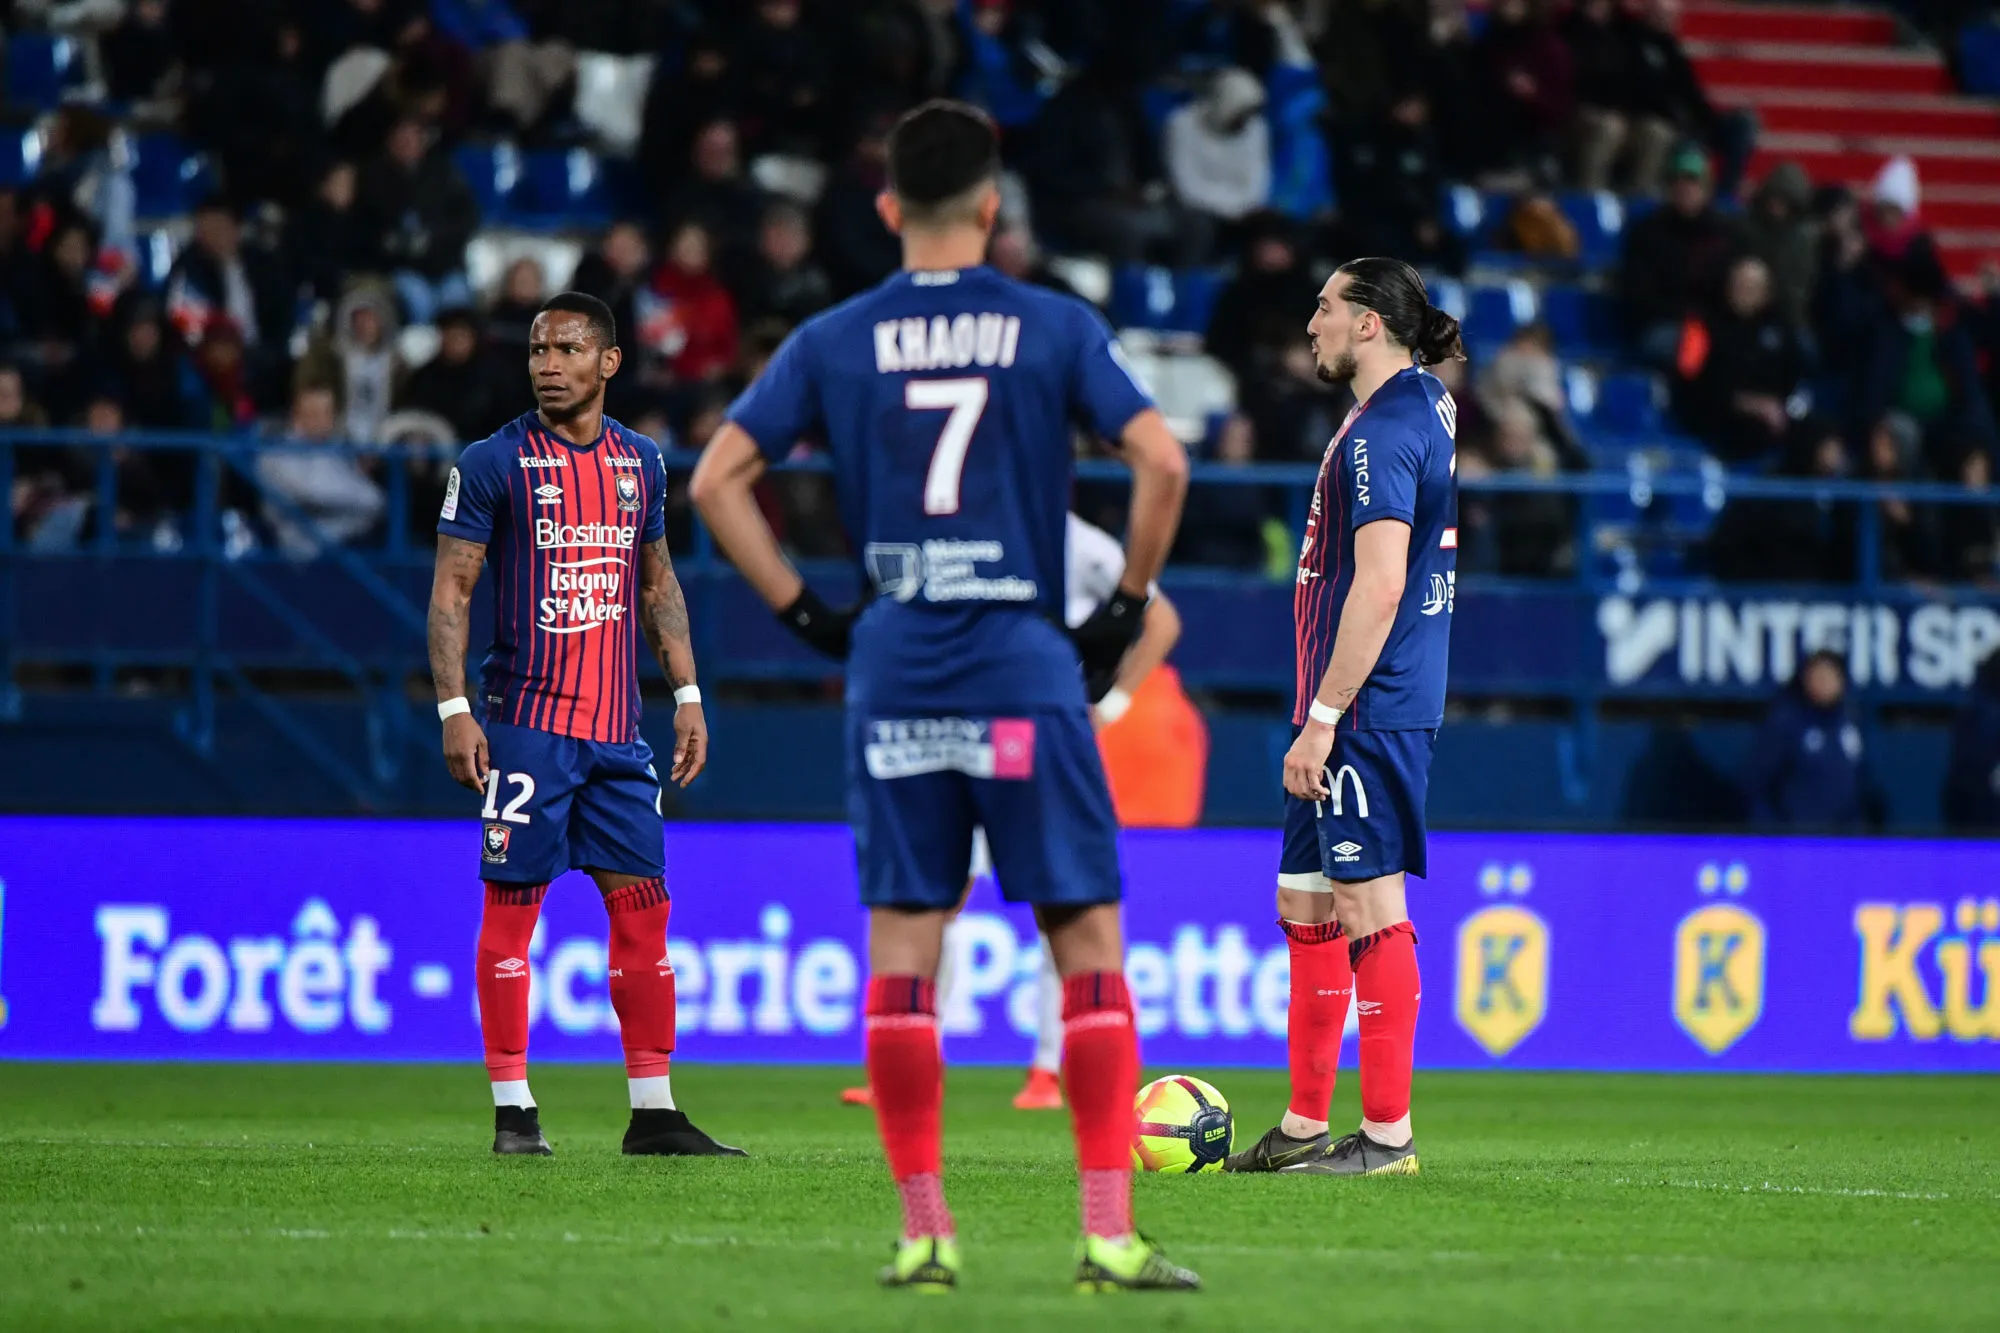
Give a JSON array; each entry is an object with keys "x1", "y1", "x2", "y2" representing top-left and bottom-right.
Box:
[
  {"x1": 1688, "y1": 1, "x2": 2000, "y2": 279},
  {"x1": 453, "y1": 140, "x2": 523, "y2": 221},
  {"x1": 1539, "y1": 286, "x2": 1620, "y2": 358},
  {"x1": 1107, "y1": 264, "x2": 1227, "y2": 338},
  {"x1": 464, "y1": 230, "x2": 583, "y2": 299},
  {"x1": 571, "y1": 52, "x2": 654, "y2": 158},
  {"x1": 0, "y1": 125, "x2": 39, "y2": 187},
  {"x1": 4, "y1": 32, "x2": 84, "y2": 110},
  {"x1": 130, "y1": 133, "x2": 215, "y2": 221}
]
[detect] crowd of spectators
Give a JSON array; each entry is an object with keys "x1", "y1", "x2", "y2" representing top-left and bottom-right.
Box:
[
  {"x1": 1616, "y1": 137, "x2": 2000, "y2": 584},
  {"x1": 0, "y1": 0, "x2": 1995, "y2": 583}
]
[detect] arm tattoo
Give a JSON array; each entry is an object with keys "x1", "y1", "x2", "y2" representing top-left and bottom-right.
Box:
[
  {"x1": 427, "y1": 535, "x2": 487, "y2": 700},
  {"x1": 640, "y1": 536, "x2": 698, "y2": 691}
]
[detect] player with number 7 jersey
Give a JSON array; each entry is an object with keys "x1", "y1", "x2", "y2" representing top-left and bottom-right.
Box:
[{"x1": 692, "y1": 101, "x2": 1198, "y2": 1292}]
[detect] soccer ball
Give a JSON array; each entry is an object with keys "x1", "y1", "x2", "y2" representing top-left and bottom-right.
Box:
[{"x1": 1131, "y1": 1075, "x2": 1233, "y2": 1174}]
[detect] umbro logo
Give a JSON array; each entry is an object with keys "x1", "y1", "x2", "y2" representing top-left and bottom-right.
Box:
[
  {"x1": 1356, "y1": 999, "x2": 1382, "y2": 1015},
  {"x1": 534, "y1": 484, "x2": 562, "y2": 505},
  {"x1": 1331, "y1": 840, "x2": 1363, "y2": 862},
  {"x1": 494, "y1": 957, "x2": 528, "y2": 978},
  {"x1": 655, "y1": 953, "x2": 674, "y2": 974}
]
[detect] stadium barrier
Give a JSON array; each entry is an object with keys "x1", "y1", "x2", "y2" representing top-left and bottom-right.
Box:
[
  {"x1": 2, "y1": 817, "x2": 1995, "y2": 1072},
  {"x1": 5, "y1": 430, "x2": 1996, "y2": 703}
]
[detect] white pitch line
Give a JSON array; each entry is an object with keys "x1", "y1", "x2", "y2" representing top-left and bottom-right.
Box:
[
  {"x1": 1614, "y1": 1177, "x2": 1972, "y2": 1202},
  {"x1": 13, "y1": 1139, "x2": 451, "y2": 1152},
  {"x1": 9, "y1": 1221, "x2": 859, "y2": 1250},
  {"x1": 1202, "y1": 1242, "x2": 1713, "y2": 1267}
]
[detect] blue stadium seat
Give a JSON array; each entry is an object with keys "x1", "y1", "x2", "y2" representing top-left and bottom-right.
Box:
[
  {"x1": 1463, "y1": 280, "x2": 1538, "y2": 346},
  {"x1": 1443, "y1": 185, "x2": 1487, "y2": 243},
  {"x1": 0, "y1": 126, "x2": 39, "y2": 186},
  {"x1": 1140, "y1": 86, "x2": 1194, "y2": 141},
  {"x1": 1540, "y1": 286, "x2": 1619, "y2": 355},
  {"x1": 131, "y1": 134, "x2": 215, "y2": 219},
  {"x1": 1107, "y1": 265, "x2": 1226, "y2": 336},
  {"x1": 6, "y1": 33, "x2": 83, "y2": 110},
  {"x1": 520, "y1": 148, "x2": 612, "y2": 228},
  {"x1": 453, "y1": 141, "x2": 523, "y2": 222},
  {"x1": 1556, "y1": 191, "x2": 1628, "y2": 263},
  {"x1": 1592, "y1": 372, "x2": 1664, "y2": 434}
]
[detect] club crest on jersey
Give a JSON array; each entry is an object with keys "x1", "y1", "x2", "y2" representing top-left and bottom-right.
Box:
[
  {"x1": 615, "y1": 474, "x2": 640, "y2": 511},
  {"x1": 482, "y1": 824, "x2": 510, "y2": 863},
  {"x1": 534, "y1": 483, "x2": 562, "y2": 505}
]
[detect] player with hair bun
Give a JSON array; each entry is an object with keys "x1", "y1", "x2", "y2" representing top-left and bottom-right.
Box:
[{"x1": 1225, "y1": 258, "x2": 1461, "y2": 1178}]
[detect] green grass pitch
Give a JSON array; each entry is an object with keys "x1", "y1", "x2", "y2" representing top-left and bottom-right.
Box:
[{"x1": 3, "y1": 1064, "x2": 1997, "y2": 1331}]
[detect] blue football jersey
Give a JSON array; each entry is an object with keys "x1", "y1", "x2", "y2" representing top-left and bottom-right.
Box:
[
  {"x1": 726, "y1": 265, "x2": 1155, "y2": 709},
  {"x1": 1293, "y1": 366, "x2": 1458, "y2": 730}
]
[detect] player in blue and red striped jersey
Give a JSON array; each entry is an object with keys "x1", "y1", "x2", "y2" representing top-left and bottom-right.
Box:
[
  {"x1": 427, "y1": 291, "x2": 742, "y2": 1160},
  {"x1": 1225, "y1": 259, "x2": 1460, "y2": 1178}
]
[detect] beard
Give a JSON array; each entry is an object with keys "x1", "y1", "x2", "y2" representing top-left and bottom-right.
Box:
[
  {"x1": 1315, "y1": 348, "x2": 1358, "y2": 385},
  {"x1": 536, "y1": 377, "x2": 602, "y2": 423}
]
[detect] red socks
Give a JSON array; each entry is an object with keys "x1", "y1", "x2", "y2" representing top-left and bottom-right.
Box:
[
  {"x1": 865, "y1": 975, "x2": 952, "y2": 1239},
  {"x1": 1061, "y1": 971, "x2": 1138, "y2": 1238},
  {"x1": 1350, "y1": 922, "x2": 1421, "y2": 1127},
  {"x1": 477, "y1": 882, "x2": 547, "y2": 1083},
  {"x1": 1280, "y1": 919, "x2": 1351, "y2": 1123},
  {"x1": 605, "y1": 878, "x2": 675, "y2": 1080}
]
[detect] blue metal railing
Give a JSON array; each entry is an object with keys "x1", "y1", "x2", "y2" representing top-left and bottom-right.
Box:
[{"x1": 3, "y1": 429, "x2": 1995, "y2": 713}]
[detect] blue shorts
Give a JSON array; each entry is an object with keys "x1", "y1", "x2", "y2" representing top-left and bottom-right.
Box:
[
  {"x1": 1278, "y1": 728, "x2": 1436, "y2": 886},
  {"x1": 847, "y1": 707, "x2": 1121, "y2": 910},
  {"x1": 477, "y1": 721, "x2": 665, "y2": 884}
]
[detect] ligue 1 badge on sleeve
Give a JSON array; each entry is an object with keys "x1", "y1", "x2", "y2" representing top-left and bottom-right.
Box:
[
  {"x1": 615, "y1": 474, "x2": 640, "y2": 511},
  {"x1": 482, "y1": 824, "x2": 511, "y2": 864}
]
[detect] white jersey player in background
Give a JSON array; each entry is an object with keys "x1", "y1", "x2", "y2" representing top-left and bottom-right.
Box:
[{"x1": 842, "y1": 511, "x2": 1182, "y2": 1109}]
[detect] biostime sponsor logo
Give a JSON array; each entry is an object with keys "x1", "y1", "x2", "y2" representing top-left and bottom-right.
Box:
[
  {"x1": 534, "y1": 518, "x2": 636, "y2": 550},
  {"x1": 539, "y1": 558, "x2": 628, "y2": 634}
]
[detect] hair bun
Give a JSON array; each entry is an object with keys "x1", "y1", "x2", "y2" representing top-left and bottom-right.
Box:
[{"x1": 1415, "y1": 305, "x2": 1465, "y2": 367}]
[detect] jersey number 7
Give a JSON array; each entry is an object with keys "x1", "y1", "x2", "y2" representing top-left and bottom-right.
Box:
[{"x1": 908, "y1": 377, "x2": 990, "y2": 515}]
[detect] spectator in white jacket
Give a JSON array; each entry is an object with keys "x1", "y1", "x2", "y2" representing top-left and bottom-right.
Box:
[
  {"x1": 1164, "y1": 67, "x2": 1271, "y2": 260},
  {"x1": 258, "y1": 384, "x2": 385, "y2": 558}
]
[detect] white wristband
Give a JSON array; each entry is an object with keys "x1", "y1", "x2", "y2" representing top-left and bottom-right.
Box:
[
  {"x1": 437, "y1": 697, "x2": 471, "y2": 721},
  {"x1": 1307, "y1": 700, "x2": 1344, "y2": 727},
  {"x1": 1094, "y1": 687, "x2": 1133, "y2": 725},
  {"x1": 673, "y1": 685, "x2": 702, "y2": 707}
]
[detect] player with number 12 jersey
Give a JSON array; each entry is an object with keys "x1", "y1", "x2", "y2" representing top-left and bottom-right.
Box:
[{"x1": 428, "y1": 292, "x2": 740, "y2": 1163}]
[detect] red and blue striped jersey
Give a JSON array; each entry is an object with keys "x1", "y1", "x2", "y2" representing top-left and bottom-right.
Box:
[
  {"x1": 1293, "y1": 367, "x2": 1458, "y2": 731},
  {"x1": 437, "y1": 412, "x2": 668, "y2": 743}
]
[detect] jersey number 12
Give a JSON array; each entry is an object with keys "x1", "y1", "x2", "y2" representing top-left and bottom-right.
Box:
[{"x1": 908, "y1": 377, "x2": 989, "y2": 515}]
